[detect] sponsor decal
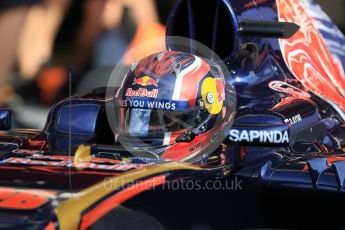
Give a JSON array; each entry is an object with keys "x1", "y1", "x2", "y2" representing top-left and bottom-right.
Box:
[
  {"x1": 132, "y1": 76, "x2": 158, "y2": 87},
  {"x1": 119, "y1": 99, "x2": 190, "y2": 111},
  {"x1": 284, "y1": 114, "x2": 302, "y2": 125},
  {"x1": 189, "y1": 141, "x2": 207, "y2": 152},
  {"x1": 125, "y1": 88, "x2": 158, "y2": 98},
  {"x1": 229, "y1": 129, "x2": 289, "y2": 144}
]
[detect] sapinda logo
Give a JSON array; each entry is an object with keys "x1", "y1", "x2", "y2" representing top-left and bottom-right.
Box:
[{"x1": 229, "y1": 129, "x2": 289, "y2": 144}]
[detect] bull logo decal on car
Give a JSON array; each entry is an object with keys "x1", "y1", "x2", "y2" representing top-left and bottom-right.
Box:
[{"x1": 132, "y1": 76, "x2": 159, "y2": 87}]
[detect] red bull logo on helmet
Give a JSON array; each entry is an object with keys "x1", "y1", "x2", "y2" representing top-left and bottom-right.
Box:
[
  {"x1": 125, "y1": 88, "x2": 158, "y2": 98},
  {"x1": 132, "y1": 76, "x2": 159, "y2": 87}
]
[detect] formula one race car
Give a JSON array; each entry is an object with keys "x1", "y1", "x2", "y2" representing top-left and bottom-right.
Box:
[{"x1": 0, "y1": 0, "x2": 345, "y2": 229}]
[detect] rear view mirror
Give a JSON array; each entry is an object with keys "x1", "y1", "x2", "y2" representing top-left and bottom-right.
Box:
[{"x1": 0, "y1": 109, "x2": 11, "y2": 131}]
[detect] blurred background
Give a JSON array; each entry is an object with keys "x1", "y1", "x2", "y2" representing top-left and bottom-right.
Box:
[{"x1": 0, "y1": 0, "x2": 344, "y2": 129}]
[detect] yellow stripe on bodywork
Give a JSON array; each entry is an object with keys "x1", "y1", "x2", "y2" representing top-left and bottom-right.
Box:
[
  {"x1": 73, "y1": 145, "x2": 91, "y2": 163},
  {"x1": 73, "y1": 145, "x2": 92, "y2": 171},
  {"x1": 54, "y1": 162, "x2": 201, "y2": 230}
]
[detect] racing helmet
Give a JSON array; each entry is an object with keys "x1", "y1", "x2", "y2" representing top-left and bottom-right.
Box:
[{"x1": 113, "y1": 51, "x2": 233, "y2": 161}]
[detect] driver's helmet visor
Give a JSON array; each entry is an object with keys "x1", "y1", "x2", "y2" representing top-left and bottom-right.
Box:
[
  {"x1": 120, "y1": 107, "x2": 200, "y2": 136},
  {"x1": 126, "y1": 108, "x2": 191, "y2": 137},
  {"x1": 114, "y1": 99, "x2": 209, "y2": 143}
]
